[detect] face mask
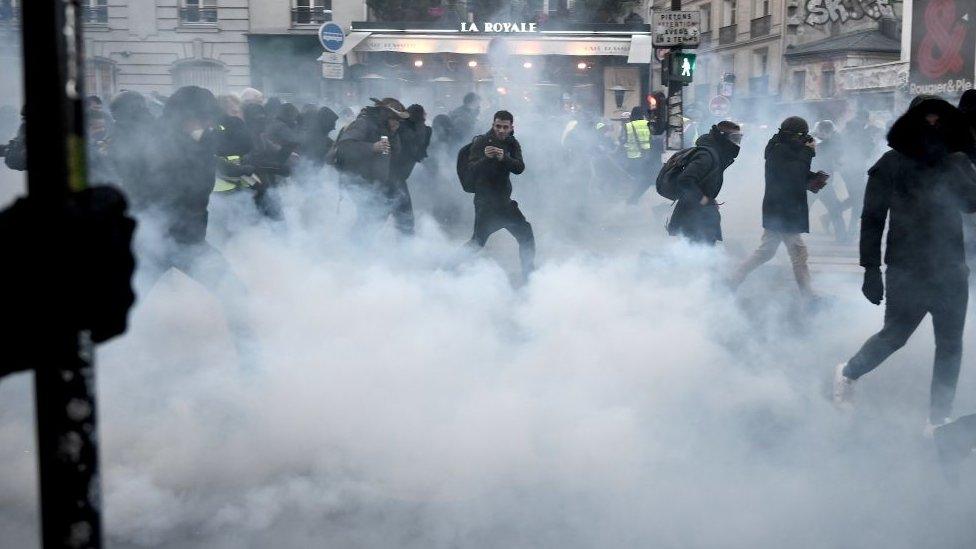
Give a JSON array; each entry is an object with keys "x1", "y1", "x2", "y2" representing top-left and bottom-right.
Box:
[
  {"x1": 726, "y1": 131, "x2": 743, "y2": 146},
  {"x1": 919, "y1": 124, "x2": 948, "y2": 160},
  {"x1": 190, "y1": 128, "x2": 205, "y2": 142}
]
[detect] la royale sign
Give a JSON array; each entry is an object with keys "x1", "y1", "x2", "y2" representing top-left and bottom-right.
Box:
[{"x1": 460, "y1": 22, "x2": 539, "y2": 33}]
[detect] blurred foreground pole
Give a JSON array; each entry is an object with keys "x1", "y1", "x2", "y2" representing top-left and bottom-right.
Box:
[
  {"x1": 20, "y1": 1, "x2": 102, "y2": 548},
  {"x1": 666, "y1": 0, "x2": 684, "y2": 151}
]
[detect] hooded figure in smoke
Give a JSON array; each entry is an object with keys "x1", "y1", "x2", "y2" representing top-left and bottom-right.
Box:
[
  {"x1": 834, "y1": 95, "x2": 976, "y2": 431},
  {"x1": 449, "y1": 92, "x2": 481, "y2": 144},
  {"x1": 666, "y1": 121, "x2": 741, "y2": 246},
  {"x1": 957, "y1": 89, "x2": 976, "y2": 267},
  {"x1": 334, "y1": 97, "x2": 412, "y2": 235},
  {"x1": 729, "y1": 116, "x2": 821, "y2": 297},
  {"x1": 136, "y1": 86, "x2": 259, "y2": 369},
  {"x1": 300, "y1": 106, "x2": 338, "y2": 169}
]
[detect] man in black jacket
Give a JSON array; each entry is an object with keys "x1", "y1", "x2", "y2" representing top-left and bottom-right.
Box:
[
  {"x1": 666, "y1": 121, "x2": 742, "y2": 246},
  {"x1": 730, "y1": 117, "x2": 821, "y2": 296},
  {"x1": 385, "y1": 103, "x2": 432, "y2": 235},
  {"x1": 334, "y1": 98, "x2": 411, "y2": 237},
  {"x1": 833, "y1": 96, "x2": 976, "y2": 432},
  {"x1": 464, "y1": 110, "x2": 534, "y2": 280}
]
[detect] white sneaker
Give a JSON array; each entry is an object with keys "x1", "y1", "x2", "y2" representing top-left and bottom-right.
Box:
[
  {"x1": 833, "y1": 363, "x2": 855, "y2": 409},
  {"x1": 924, "y1": 417, "x2": 951, "y2": 439}
]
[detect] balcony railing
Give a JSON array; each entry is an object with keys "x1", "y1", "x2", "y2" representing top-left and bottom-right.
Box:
[
  {"x1": 82, "y1": 5, "x2": 108, "y2": 24},
  {"x1": 719, "y1": 24, "x2": 737, "y2": 45},
  {"x1": 179, "y1": 6, "x2": 217, "y2": 25},
  {"x1": 749, "y1": 74, "x2": 769, "y2": 95},
  {"x1": 699, "y1": 30, "x2": 712, "y2": 48},
  {"x1": 750, "y1": 15, "x2": 771, "y2": 38},
  {"x1": 292, "y1": 7, "x2": 332, "y2": 25}
]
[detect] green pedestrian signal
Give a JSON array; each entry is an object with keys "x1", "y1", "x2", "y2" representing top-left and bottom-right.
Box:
[{"x1": 668, "y1": 52, "x2": 696, "y2": 85}]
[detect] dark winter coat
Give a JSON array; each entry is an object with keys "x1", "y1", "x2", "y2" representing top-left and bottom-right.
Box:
[
  {"x1": 300, "y1": 107, "x2": 338, "y2": 168},
  {"x1": 466, "y1": 130, "x2": 525, "y2": 202},
  {"x1": 144, "y1": 123, "x2": 216, "y2": 244},
  {"x1": 3, "y1": 121, "x2": 25, "y2": 171},
  {"x1": 334, "y1": 106, "x2": 400, "y2": 184},
  {"x1": 390, "y1": 117, "x2": 431, "y2": 182},
  {"x1": 862, "y1": 96, "x2": 976, "y2": 275},
  {"x1": 666, "y1": 129, "x2": 738, "y2": 244},
  {"x1": 761, "y1": 131, "x2": 817, "y2": 233}
]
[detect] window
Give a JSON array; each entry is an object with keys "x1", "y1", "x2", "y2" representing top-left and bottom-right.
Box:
[
  {"x1": 723, "y1": 53, "x2": 735, "y2": 74},
  {"x1": 754, "y1": 0, "x2": 770, "y2": 17},
  {"x1": 723, "y1": 0, "x2": 737, "y2": 26},
  {"x1": 822, "y1": 70, "x2": 835, "y2": 98},
  {"x1": 173, "y1": 60, "x2": 227, "y2": 94},
  {"x1": 292, "y1": 0, "x2": 332, "y2": 25},
  {"x1": 86, "y1": 58, "x2": 116, "y2": 99},
  {"x1": 82, "y1": 0, "x2": 108, "y2": 24},
  {"x1": 793, "y1": 71, "x2": 806, "y2": 100},
  {"x1": 752, "y1": 48, "x2": 768, "y2": 76},
  {"x1": 701, "y1": 4, "x2": 711, "y2": 32},
  {"x1": 180, "y1": 0, "x2": 217, "y2": 25}
]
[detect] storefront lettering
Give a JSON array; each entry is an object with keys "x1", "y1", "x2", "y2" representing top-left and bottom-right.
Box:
[
  {"x1": 804, "y1": 0, "x2": 894, "y2": 26},
  {"x1": 461, "y1": 22, "x2": 539, "y2": 33}
]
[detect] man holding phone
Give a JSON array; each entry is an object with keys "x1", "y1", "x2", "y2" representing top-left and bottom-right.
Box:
[{"x1": 463, "y1": 110, "x2": 535, "y2": 281}]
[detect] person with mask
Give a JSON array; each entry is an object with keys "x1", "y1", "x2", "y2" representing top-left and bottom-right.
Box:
[
  {"x1": 811, "y1": 120, "x2": 847, "y2": 241},
  {"x1": 129, "y1": 86, "x2": 259, "y2": 369},
  {"x1": 449, "y1": 92, "x2": 481, "y2": 144},
  {"x1": 833, "y1": 96, "x2": 976, "y2": 435},
  {"x1": 729, "y1": 116, "x2": 824, "y2": 297},
  {"x1": 666, "y1": 121, "x2": 742, "y2": 246},
  {"x1": 463, "y1": 110, "x2": 535, "y2": 281},
  {"x1": 334, "y1": 97, "x2": 410, "y2": 237}
]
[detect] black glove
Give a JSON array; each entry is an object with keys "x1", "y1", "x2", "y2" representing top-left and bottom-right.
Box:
[
  {"x1": 0, "y1": 186, "x2": 137, "y2": 379},
  {"x1": 862, "y1": 267, "x2": 884, "y2": 305}
]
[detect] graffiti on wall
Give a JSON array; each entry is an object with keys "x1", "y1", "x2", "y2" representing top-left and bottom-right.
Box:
[{"x1": 805, "y1": 0, "x2": 895, "y2": 26}]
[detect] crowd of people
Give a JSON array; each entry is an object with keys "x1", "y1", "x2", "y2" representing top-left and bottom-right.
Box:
[{"x1": 4, "y1": 83, "x2": 976, "y2": 453}]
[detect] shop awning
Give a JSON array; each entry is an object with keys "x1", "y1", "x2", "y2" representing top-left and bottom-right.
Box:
[
  {"x1": 336, "y1": 31, "x2": 371, "y2": 55},
  {"x1": 352, "y1": 33, "x2": 647, "y2": 58}
]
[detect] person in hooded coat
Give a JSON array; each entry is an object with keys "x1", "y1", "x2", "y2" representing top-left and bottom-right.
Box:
[
  {"x1": 833, "y1": 95, "x2": 976, "y2": 431},
  {"x1": 107, "y1": 92, "x2": 155, "y2": 207},
  {"x1": 729, "y1": 116, "x2": 821, "y2": 296},
  {"x1": 666, "y1": 121, "x2": 742, "y2": 246},
  {"x1": 957, "y1": 90, "x2": 976, "y2": 268},
  {"x1": 300, "y1": 106, "x2": 338, "y2": 169},
  {"x1": 383, "y1": 103, "x2": 432, "y2": 235},
  {"x1": 133, "y1": 86, "x2": 260, "y2": 369},
  {"x1": 334, "y1": 98, "x2": 410, "y2": 237}
]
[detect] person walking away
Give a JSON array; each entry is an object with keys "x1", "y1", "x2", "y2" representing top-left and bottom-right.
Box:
[
  {"x1": 665, "y1": 121, "x2": 742, "y2": 246},
  {"x1": 463, "y1": 110, "x2": 535, "y2": 281},
  {"x1": 333, "y1": 98, "x2": 410, "y2": 238},
  {"x1": 811, "y1": 120, "x2": 847, "y2": 241},
  {"x1": 729, "y1": 117, "x2": 824, "y2": 297},
  {"x1": 832, "y1": 96, "x2": 976, "y2": 434}
]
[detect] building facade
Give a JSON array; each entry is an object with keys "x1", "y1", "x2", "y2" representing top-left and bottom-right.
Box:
[{"x1": 651, "y1": 0, "x2": 902, "y2": 120}]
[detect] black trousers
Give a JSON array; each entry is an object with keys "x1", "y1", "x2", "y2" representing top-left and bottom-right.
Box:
[
  {"x1": 845, "y1": 267, "x2": 970, "y2": 421},
  {"x1": 466, "y1": 196, "x2": 535, "y2": 276}
]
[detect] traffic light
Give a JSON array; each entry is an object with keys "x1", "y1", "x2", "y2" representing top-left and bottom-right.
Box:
[
  {"x1": 668, "y1": 52, "x2": 696, "y2": 85},
  {"x1": 648, "y1": 91, "x2": 667, "y2": 135}
]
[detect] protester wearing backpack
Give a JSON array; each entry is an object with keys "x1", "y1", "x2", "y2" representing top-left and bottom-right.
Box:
[
  {"x1": 663, "y1": 121, "x2": 742, "y2": 246},
  {"x1": 463, "y1": 110, "x2": 535, "y2": 281}
]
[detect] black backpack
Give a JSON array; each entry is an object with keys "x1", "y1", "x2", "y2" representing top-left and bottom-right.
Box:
[
  {"x1": 655, "y1": 146, "x2": 719, "y2": 201},
  {"x1": 456, "y1": 142, "x2": 475, "y2": 193}
]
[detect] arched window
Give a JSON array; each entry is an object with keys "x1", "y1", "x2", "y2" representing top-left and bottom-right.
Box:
[
  {"x1": 86, "y1": 58, "x2": 117, "y2": 100},
  {"x1": 172, "y1": 60, "x2": 227, "y2": 94}
]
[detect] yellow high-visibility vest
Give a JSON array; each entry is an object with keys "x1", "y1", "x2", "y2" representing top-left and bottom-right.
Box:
[
  {"x1": 624, "y1": 120, "x2": 651, "y2": 159},
  {"x1": 213, "y1": 155, "x2": 243, "y2": 193}
]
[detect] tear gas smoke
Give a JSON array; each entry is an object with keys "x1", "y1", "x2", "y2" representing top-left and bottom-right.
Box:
[{"x1": 2, "y1": 11, "x2": 976, "y2": 549}]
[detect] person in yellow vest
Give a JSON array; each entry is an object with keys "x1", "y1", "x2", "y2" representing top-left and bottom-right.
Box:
[
  {"x1": 213, "y1": 94, "x2": 259, "y2": 195},
  {"x1": 623, "y1": 105, "x2": 652, "y2": 167}
]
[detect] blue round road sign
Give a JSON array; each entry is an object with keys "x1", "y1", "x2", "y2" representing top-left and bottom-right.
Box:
[{"x1": 319, "y1": 22, "x2": 344, "y2": 53}]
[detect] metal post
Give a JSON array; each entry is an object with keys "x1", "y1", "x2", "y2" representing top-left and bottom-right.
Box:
[
  {"x1": 665, "y1": 0, "x2": 684, "y2": 151},
  {"x1": 20, "y1": 0, "x2": 102, "y2": 548}
]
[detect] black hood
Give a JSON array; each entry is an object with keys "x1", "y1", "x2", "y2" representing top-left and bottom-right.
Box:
[
  {"x1": 697, "y1": 126, "x2": 738, "y2": 167},
  {"x1": 216, "y1": 115, "x2": 252, "y2": 157},
  {"x1": 887, "y1": 95, "x2": 973, "y2": 162},
  {"x1": 315, "y1": 107, "x2": 338, "y2": 134}
]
